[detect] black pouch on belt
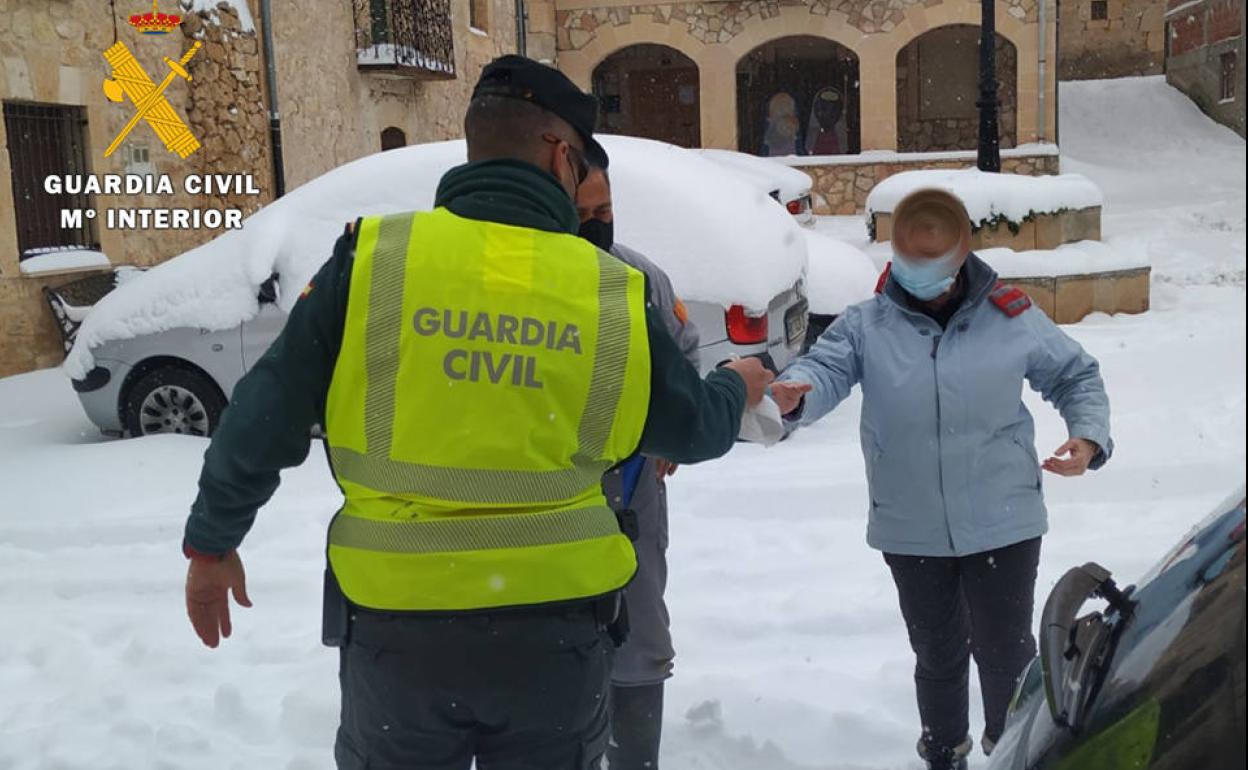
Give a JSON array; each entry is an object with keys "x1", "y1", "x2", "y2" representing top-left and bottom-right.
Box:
[
  {"x1": 321, "y1": 567, "x2": 351, "y2": 647},
  {"x1": 615, "y1": 508, "x2": 640, "y2": 542},
  {"x1": 595, "y1": 592, "x2": 630, "y2": 648}
]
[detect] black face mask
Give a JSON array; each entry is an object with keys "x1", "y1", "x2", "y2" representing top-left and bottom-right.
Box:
[{"x1": 578, "y1": 218, "x2": 614, "y2": 251}]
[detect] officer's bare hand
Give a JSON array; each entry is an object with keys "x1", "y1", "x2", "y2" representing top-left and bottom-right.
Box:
[
  {"x1": 723, "y1": 357, "x2": 775, "y2": 407},
  {"x1": 186, "y1": 550, "x2": 252, "y2": 648},
  {"x1": 655, "y1": 459, "x2": 678, "y2": 479},
  {"x1": 771, "y1": 381, "x2": 813, "y2": 415},
  {"x1": 1042, "y1": 438, "x2": 1098, "y2": 477}
]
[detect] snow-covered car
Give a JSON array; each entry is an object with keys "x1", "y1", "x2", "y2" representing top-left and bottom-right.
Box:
[
  {"x1": 66, "y1": 136, "x2": 810, "y2": 437},
  {"x1": 800, "y1": 230, "x2": 879, "y2": 347},
  {"x1": 696, "y1": 148, "x2": 816, "y2": 227},
  {"x1": 988, "y1": 489, "x2": 1246, "y2": 770}
]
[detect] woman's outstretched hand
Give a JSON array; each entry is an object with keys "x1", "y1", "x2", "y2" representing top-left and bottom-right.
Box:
[
  {"x1": 1043, "y1": 438, "x2": 1098, "y2": 477},
  {"x1": 771, "y1": 381, "x2": 813, "y2": 415}
]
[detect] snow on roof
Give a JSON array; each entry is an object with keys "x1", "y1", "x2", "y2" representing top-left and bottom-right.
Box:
[
  {"x1": 866, "y1": 168, "x2": 1104, "y2": 227},
  {"x1": 181, "y1": 0, "x2": 255, "y2": 32},
  {"x1": 801, "y1": 231, "x2": 878, "y2": 316},
  {"x1": 64, "y1": 137, "x2": 807, "y2": 379},
  {"x1": 19, "y1": 249, "x2": 111, "y2": 276}
]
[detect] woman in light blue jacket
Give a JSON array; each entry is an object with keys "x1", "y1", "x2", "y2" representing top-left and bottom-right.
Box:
[{"x1": 772, "y1": 189, "x2": 1112, "y2": 770}]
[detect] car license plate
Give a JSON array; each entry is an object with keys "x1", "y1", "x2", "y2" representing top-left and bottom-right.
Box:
[{"x1": 785, "y1": 303, "x2": 808, "y2": 346}]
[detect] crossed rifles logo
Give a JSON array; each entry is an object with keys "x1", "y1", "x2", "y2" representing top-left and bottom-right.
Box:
[{"x1": 102, "y1": 2, "x2": 202, "y2": 159}]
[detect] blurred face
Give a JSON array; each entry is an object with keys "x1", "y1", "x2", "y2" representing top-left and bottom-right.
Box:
[
  {"x1": 575, "y1": 168, "x2": 612, "y2": 224},
  {"x1": 894, "y1": 205, "x2": 969, "y2": 262},
  {"x1": 889, "y1": 194, "x2": 972, "y2": 302}
]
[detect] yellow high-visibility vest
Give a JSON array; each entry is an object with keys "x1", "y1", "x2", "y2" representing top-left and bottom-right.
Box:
[{"x1": 324, "y1": 208, "x2": 651, "y2": 612}]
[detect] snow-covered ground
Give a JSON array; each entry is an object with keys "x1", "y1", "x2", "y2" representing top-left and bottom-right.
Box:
[{"x1": 1, "y1": 77, "x2": 1244, "y2": 769}]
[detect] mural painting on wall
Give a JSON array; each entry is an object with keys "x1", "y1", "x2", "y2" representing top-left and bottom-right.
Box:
[
  {"x1": 761, "y1": 92, "x2": 802, "y2": 156},
  {"x1": 804, "y1": 87, "x2": 848, "y2": 155},
  {"x1": 738, "y1": 36, "x2": 861, "y2": 158}
]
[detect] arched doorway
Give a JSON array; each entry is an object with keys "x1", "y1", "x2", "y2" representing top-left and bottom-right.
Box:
[
  {"x1": 380, "y1": 126, "x2": 407, "y2": 151},
  {"x1": 592, "y1": 44, "x2": 701, "y2": 148},
  {"x1": 895, "y1": 25, "x2": 1018, "y2": 152},
  {"x1": 736, "y1": 36, "x2": 861, "y2": 157}
]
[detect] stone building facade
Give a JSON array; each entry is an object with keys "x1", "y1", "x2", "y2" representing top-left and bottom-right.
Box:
[
  {"x1": 1164, "y1": 0, "x2": 1244, "y2": 135},
  {"x1": 1059, "y1": 0, "x2": 1166, "y2": 79},
  {"x1": 1, "y1": 0, "x2": 516, "y2": 377},
  {"x1": 535, "y1": 0, "x2": 1059, "y2": 157}
]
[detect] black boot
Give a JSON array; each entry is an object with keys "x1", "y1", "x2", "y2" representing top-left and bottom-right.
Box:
[
  {"x1": 607, "y1": 683, "x2": 664, "y2": 770},
  {"x1": 917, "y1": 735, "x2": 972, "y2": 770}
]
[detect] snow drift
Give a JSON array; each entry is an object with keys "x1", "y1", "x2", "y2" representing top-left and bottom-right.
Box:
[{"x1": 802, "y1": 231, "x2": 878, "y2": 315}]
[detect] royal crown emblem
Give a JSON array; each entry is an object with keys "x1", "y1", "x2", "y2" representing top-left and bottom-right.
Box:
[{"x1": 128, "y1": 0, "x2": 182, "y2": 34}]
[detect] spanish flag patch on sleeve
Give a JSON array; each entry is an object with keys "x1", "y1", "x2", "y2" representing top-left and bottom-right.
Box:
[
  {"x1": 674, "y1": 298, "x2": 689, "y2": 325},
  {"x1": 300, "y1": 282, "x2": 314, "y2": 300}
]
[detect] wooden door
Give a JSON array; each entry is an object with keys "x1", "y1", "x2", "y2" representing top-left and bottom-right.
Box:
[{"x1": 626, "y1": 67, "x2": 700, "y2": 148}]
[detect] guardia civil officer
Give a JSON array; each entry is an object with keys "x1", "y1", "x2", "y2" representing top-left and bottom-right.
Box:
[
  {"x1": 577, "y1": 158, "x2": 696, "y2": 770},
  {"x1": 180, "y1": 56, "x2": 773, "y2": 770},
  {"x1": 771, "y1": 189, "x2": 1113, "y2": 770}
]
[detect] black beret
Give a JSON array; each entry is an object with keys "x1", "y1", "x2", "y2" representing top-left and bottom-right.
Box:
[{"x1": 473, "y1": 55, "x2": 608, "y2": 169}]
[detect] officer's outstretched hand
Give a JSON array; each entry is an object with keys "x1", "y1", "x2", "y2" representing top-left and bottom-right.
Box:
[
  {"x1": 723, "y1": 357, "x2": 775, "y2": 407},
  {"x1": 186, "y1": 550, "x2": 252, "y2": 648}
]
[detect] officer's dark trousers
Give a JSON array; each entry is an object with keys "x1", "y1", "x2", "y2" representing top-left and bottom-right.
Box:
[
  {"x1": 334, "y1": 605, "x2": 615, "y2": 770},
  {"x1": 607, "y1": 682, "x2": 664, "y2": 770},
  {"x1": 884, "y1": 537, "x2": 1041, "y2": 752}
]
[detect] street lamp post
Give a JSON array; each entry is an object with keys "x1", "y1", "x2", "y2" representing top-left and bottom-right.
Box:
[{"x1": 977, "y1": 0, "x2": 1002, "y2": 172}]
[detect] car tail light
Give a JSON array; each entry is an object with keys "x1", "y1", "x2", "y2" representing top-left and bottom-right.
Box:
[
  {"x1": 786, "y1": 199, "x2": 802, "y2": 215},
  {"x1": 725, "y1": 305, "x2": 768, "y2": 344}
]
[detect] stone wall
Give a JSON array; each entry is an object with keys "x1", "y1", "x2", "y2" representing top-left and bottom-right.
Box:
[
  {"x1": 271, "y1": 0, "x2": 517, "y2": 191},
  {"x1": 1059, "y1": 0, "x2": 1164, "y2": 80},
  {"x1": 1164, "y1": 0, "x2": 1245, "y2": 136},
  {"x1": 557, "y1": 0, "x2": 1041, "y2": 50},
  {"x1": 552, "y1": 0, "x2": 1058, "y2": 152},
  {"x1": 1, "y1": 0, "x2": 216, "y2": 376},
  {"x1": 182, "y1": 5, "x2": 273, "y2": 220},
  {"x1": 792, "y1": 149, "x2": 1059, "y2": 214},
  {"x1": 528, "y1": 0, "x2": 562, "y2": 61},
  {"x1": 1, "y1": 0, "x2": 518, "y2": 377},
  {"x1": 1012, "y1": 267, "x2": 1150, "y2": 324}
]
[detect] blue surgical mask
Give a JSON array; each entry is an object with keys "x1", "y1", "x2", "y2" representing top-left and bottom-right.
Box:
[{"x1": 891, "y1": 249, "x2": 962, "y2": 301}]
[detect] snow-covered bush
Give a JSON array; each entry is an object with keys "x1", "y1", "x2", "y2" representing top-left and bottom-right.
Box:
[{"x1": 865, "y1": 168, "x2": 1104, "y2": 240}]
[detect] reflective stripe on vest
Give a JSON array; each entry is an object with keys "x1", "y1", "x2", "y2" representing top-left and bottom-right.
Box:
[{"x1": 324, "y1": 209, "x2": 651, "y2": 612}]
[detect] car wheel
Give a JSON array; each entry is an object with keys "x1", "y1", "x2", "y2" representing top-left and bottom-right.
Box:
[{"x1": 123, "y1": 366, "x2": 226, "y2": 438}]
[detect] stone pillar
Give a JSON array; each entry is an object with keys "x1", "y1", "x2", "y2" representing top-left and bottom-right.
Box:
[
  {"x1": 181, "y1": 7, "x2": 273, "y2": 218},
  {"x1": 698, "y1": 46, "x2": 737, "y2": 150},
  {"x1": 858, "y1": 44, "x2": 897, "y2": 152},
  {"x1": 526, "y1": 0, "x2": 559, "y2": 63}
]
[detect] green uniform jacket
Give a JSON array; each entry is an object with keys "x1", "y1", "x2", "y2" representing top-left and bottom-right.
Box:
[{"x1": 185, "y1": 159, "x2": 746, "y2": 555}]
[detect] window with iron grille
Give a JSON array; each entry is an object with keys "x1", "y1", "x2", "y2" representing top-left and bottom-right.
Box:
[
  {"x1": 381, "y1": 126, "x2": 408, "y2": 150},
  {"x1": 1090, "y1": 0, "x2": 1108, "y2": 21},
  {"x1": 354, "y1": 0, "x2": 456, "y2": 78},
  {"x1": 3, "y1": 101, "x2": 99, "y2": 261},
  {"x1": 1221, "y1": 53, "x2": 1237, "y2": 102}
]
